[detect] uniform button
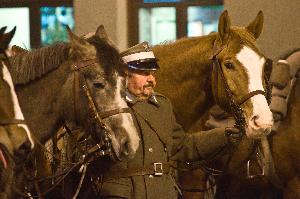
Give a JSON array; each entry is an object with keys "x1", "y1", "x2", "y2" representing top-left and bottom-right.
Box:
[
  {"x1": 164, "y1": 148, "x2": 167, "y2": 152},
  {"x1": 148, "y1": 148, "x2": 153, "y2": 152},
  {"x1": 149, "y1": 175, "x2": 154, "y2": 179}
]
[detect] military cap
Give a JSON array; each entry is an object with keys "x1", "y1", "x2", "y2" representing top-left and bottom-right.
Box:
[{"x1": 121, "y1": 41, "x2": 159, "y2": 71}]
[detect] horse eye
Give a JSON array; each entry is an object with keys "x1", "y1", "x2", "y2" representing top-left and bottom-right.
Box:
[
  {"x1": 93, "y1": 82, "x2": 105, "y2": 89},
  {"x1": 224, "y1": 62, "x2": 234, "y2": 69}
]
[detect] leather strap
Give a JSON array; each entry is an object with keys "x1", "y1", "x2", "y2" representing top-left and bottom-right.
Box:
[
  {"x1": 99, "y1": 162, "x2": 174, "y2": 182},
  {"x1": 98, "y1": 108, "x2": 131, "y2": 119},
  {"x1": 73, "y1": 69, "x2": 81, "y2": 124},
  {"x1": 0, "y1": 118, "x2": 26, "y2": 125},
  {"x1": 236, "y1": 90, "x2": 266, "y2": 106},
  {"x1": 71, "y1": 59, "x2": 98, "y2": 71}
]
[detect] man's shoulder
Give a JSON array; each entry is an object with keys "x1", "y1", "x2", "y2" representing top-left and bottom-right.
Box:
[
  {"x1": 153, "y1": 92, "x2": 171, "y2": 105},
  {"x1": 154, "y1": 92, "x2": 168, "y2": 100}
]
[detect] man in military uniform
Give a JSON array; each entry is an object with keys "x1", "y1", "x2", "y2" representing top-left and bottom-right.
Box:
[{"x1": 92, "y1": 41, "x2": 241, "y2": 199}]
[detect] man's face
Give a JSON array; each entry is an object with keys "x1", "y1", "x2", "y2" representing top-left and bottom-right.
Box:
[{"x1": 127, "y1": 70, "x2": 157, "y2": 100}]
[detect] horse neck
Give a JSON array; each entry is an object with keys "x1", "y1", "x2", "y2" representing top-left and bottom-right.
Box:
[
  {"x1": 15, "y1": 62, "x2": 71, "y2": 143},
  {"x1": 154, "y1": 35, "x2": 216, "y2": 130}
]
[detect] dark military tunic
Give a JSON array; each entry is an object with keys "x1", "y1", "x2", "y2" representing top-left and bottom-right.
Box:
[{"x1": 93, "y1": 92, "x2": 229, "y2": 199}]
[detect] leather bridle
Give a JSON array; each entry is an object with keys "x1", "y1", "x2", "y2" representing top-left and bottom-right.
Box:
[
  {"x1": 15, "y1": 58, "x2": 133, "y2": 198},
  {"x1": 67, "y1": 58, "x2": 131, "y2": 161},
  {"x1": 210, "y1": 40, "x2": 272, "y2": 135}
]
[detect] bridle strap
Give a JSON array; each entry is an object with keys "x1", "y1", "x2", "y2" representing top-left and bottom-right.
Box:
[
  {"x1": 98, "y1": 108, "x2": 131, "y2": 119},
  {"x1": 72, "y1": 59, "x2": 99, "y2": 71},
  {"x1": 0, "y1": 119, "x2": 26, "y2": 125},
  {"x1": 71, "y1": 59, "x2": 99, "y2": 123},
  {"x1": 211, "y1": 39, "x2": 269, "y2": 107},
  {"x1": 73, "y1": 68, "x2": 81, "y2": 124},
  {"x1": 236, "y1": 90, "x2": 266, "y2": 106},
  {"x1": 70, "y1": 58, "x2": 131, "y2": 160}
]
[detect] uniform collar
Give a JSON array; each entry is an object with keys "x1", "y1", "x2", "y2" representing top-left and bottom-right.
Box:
[{"x1": 125, "y1": 91, "x2": 159, "y2": 107}]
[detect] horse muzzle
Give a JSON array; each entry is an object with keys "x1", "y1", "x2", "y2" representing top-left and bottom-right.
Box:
[{"x1": 247, "y1": 114, "x2": 273, "y2": 138}]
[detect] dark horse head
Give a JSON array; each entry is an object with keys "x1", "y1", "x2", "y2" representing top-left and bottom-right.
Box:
[
  {"x1": 0, "y1": 26, "x2": 33, "y2": 161},
  {"x1": 8, "y1": 26, "x2": 139, "y2": 162}
]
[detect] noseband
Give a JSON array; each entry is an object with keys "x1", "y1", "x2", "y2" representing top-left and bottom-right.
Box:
[
  {"x1": 70, "y1": 58, "x2": 130, "y2": 161},
  {"x1": 0, "y1": 51, "x2": 26, "y2": 127},
  {"x1": 211, "y1": 40, "x2": 272, "y2": 135}
]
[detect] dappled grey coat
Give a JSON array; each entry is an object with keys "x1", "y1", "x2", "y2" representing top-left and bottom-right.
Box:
[{"x1": 93, "y1": 93, "x2": 231, "y2": 199}]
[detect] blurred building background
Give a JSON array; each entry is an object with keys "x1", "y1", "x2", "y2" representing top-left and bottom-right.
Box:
[{"x1": 0, "y1": 0, "x2": 299, "y2": 59}]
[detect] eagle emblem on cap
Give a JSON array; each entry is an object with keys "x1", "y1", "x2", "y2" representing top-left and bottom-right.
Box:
[{"x1": 143, "y1": 43, "x2": 150, "y2": 51}]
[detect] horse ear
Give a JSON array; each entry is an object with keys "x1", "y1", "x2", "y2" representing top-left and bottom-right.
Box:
[
  {"x1": 95, "y1": 24, "x2": 120, "y2": 51},
  {"x1": 246, "y1": 11, "x2": 264, "y2": 39},
  {"x1": 66, "y1": 25, "x2": 82, "y2": 43},
  {"x1": 66, "y1": 25, "x2": 92, "y2": 47},
  {"x1": 218, "y1": 10, "x2": 231, "y2": 44},
  {"x1": 0, "y1": 26, "x2": 16, "y2": 49},
  {"x1": 95, "y1": 25, "x2": 109, "y2": 40},
  {"x1": 0, "y1": 26, "x2": 7, "y2": 35}
]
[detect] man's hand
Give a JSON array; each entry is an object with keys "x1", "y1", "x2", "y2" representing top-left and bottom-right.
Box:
[{"x1": 225, "y1": 127, "x2": 243, "y2": 146}]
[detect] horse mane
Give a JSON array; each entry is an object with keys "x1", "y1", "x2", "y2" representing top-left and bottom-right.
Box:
[{"x1": 8, "y1": 43, "x2": 70, "y2": 85}]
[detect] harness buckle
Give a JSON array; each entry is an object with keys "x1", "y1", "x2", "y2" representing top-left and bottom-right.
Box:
[
  {"x1": 154, "y1": 162, "x2": 163, "y2": 176},
  {"x1": 246, "y1": 154, "x2": 265, "y2": 179}
]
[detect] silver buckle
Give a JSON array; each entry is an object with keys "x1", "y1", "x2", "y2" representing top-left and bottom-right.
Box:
[
  {"x1": 154, "y1": 162, "x2": 163, "y2": 176},
  {"x1": 247, "y1": 150, "x2": 265, "y2": 179}
]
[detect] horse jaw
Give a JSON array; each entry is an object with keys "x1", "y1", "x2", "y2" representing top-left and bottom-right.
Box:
[
  {"x1": 236, "y1": 46, "x2": 273, "y2": 138},
  {"x1": 109, "y1": 76, "x2": 140, "y2": 159}
]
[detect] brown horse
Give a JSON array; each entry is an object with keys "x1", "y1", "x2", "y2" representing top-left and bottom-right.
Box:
[
  {"x1": 206, "y1": 49, "x2": 300, "y2": 199},
  {"x1": 7, "y1": 26, "x2": 139, "y2": 197},
  {"x1": 153, "y1": 10, "x2": 273, "y2": 198},
  {"x1": 0, "y1": 26, "x2": 35, "y2": 199}
]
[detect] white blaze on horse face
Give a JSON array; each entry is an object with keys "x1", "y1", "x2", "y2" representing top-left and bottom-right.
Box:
[
  {"x1": 114, "y1": 76, "x2": 140, "y2": 156},
  {"x1": 236, "y1": 46, "x2": 273, "y2": 137},
  {"x1": 2, "y1": 62, "x2": 35, "y2": 148}
]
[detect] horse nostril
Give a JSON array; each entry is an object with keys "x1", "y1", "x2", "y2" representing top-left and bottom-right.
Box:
[
  {"x1": 120, "y1": 137, "x2": 129, "y2": 156},
  {"x1": 250, "y1": 115, "x2": 260, "y2": 127}
]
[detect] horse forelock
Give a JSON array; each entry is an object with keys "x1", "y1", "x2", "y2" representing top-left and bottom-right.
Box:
[
  {"x1": 86, "y1": 36, "x2": 123, "y2": 86},
  {"x1": 8, "y1": 43, "x2": 70, "y2": 85},
  {"x1": 231, "y1": 26, "x2": 256, "y2": 43}
]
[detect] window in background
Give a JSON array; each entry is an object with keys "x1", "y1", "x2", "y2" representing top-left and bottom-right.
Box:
[
  {"x1": 139, "y1": 7, "x2": 176, "y2": 45},
  {"x1": 188, "y1": 5, "x2": 223, "y2": 37},
  {"x1": 128, "y1": 0, "x2": 223, "y2": 47},
  {"x1": 0, "y1": 8, "x2": 30, "y2": 49},
  {"x1": 41, "y1": 7, "x2": 74, "y2": 46}
]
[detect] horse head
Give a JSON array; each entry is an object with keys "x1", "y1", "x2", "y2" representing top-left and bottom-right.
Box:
[
  {"x1": 211, "y1": 10, "x2": 273, "y2": 138},
  {"x1": 0, "y1": 27, "x2": 33, "y2": 162},
  {"x1": 66, "y1": 26, "x2": 139, "y2": 160}
]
